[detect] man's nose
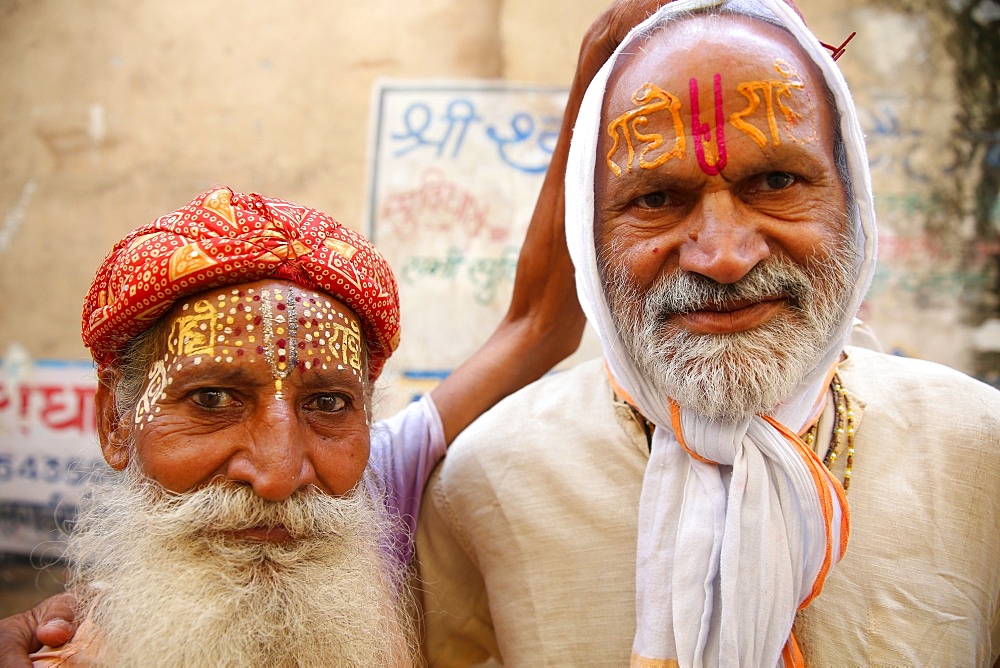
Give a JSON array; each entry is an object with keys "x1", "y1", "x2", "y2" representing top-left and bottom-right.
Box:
[
  {"x1": 226, "y1": 401, "x2": 316, "y2": 501},
  {"x1": 679, "y1": 192, "x2": 770, "y2": 284}
]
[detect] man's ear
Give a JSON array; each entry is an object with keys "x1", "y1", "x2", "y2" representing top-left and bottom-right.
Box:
[{"x1": 95, "y1": 367, "x2": 132, "y2": 471}]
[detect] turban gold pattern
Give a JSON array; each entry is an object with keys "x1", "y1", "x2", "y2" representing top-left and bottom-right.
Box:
[{"x1": 82, "y1": 186, "x2": 400, "y2": 380}]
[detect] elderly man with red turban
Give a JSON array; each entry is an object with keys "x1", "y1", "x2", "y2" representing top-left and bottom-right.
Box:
[{"x1": 0, "y1": 166, "x2": 583, "y2": 664}]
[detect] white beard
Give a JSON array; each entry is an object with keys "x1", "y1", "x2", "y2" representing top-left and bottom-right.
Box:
[
  {"x1": 602, "y1": 244, "x2": 857, "y2": 422},
  {"x1": 66, "y1": 465, "x2": 416, "y2": 667}
]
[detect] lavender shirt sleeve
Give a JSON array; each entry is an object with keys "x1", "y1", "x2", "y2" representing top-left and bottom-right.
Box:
[{"x1": 368, "y1": 394, "x2": 447, "y2": 565}]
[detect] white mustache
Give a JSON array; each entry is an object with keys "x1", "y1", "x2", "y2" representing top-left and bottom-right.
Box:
[
  {"x1": 645, "y1": 258, "x2": 814, "y2": 318},
  {"x1": 132, "y1": 477, "x2": 360, "y2": 541}
]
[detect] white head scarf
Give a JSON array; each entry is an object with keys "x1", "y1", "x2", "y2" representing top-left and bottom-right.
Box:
[{"x1": 564, "y1": 0, "x2": 877, "y2": 665}]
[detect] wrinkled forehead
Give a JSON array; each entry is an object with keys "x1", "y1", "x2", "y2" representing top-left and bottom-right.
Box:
[{"x1": 160, "y1": 279, "x2": 366, "y2": 378}]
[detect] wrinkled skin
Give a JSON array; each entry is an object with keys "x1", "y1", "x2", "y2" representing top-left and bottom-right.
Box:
[
  {"x1": 595, "y1": 15, "x2": 847, "y2": 334},
  {"x1": 0, "y1": 593, "x2": 76, "y2": 667}
]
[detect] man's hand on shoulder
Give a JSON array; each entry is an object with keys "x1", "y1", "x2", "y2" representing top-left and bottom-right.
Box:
[{"x1": 575, "y1": 0, "x2": 672, "y2": 88}]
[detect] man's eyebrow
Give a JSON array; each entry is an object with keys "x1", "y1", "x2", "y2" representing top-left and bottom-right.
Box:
[
  {"x1": 295, "y1": 366, "x2": 366, "y2": 389},
  {"x1": 608, "y1": 164, "x2": 702, "y2": 192},
  {"x1": 169, "y1": 363, "x2": 260, "y2": 386}
]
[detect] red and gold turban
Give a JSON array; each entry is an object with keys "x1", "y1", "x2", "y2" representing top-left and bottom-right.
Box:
[{"x1": 82, "y1": 186, "x2": 400, "y2": 380}]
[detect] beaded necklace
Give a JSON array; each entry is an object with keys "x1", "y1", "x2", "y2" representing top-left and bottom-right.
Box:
[
  {"x1": 622, "y1": 373, "x2": 856, "y2": 492},
  {"x1": 802, "y1": 372, "x2": 855, "y2": 492}
]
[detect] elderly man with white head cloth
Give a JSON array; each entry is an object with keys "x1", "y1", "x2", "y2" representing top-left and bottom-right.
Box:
[{"x1": 416, "y1": 0, "x2": 1000, "y2": 665}]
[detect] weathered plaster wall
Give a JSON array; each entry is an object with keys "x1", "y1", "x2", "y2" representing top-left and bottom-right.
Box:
[
  {"x1": 1, "y1": 0, "x2": 998, "y2": 619},
  {"x1": 0, "y1": 0, "x2": 996, "y2": 378}
]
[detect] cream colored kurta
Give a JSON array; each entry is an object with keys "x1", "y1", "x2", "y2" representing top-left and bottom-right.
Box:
[{"x1": 416, "y1": 347, "x2": 1000, "y2": 666}]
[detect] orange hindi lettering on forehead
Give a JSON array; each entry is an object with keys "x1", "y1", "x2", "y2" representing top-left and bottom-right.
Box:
[
  {"x1": 605, "y1": 62, "x2": 817, "y2": 178},
  {"x1": 730, "y1": 59, "x2": 818, "y2": 148},
  {"x1": 606, "y1": 83, "x2": 686, "y2": 177}
]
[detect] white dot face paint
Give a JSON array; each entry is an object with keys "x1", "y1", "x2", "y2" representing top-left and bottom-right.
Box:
[
  {"x1": 126, "y1": 279, "x2": 372, "y2": 496},
  {"x1": 134, "y1": 359, "x2": 169, "y2": 429},
  {"x1": 133, "y1": 280, "x2": 367, "y2": 430}
]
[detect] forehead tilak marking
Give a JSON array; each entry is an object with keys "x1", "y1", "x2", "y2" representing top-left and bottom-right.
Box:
[
  {"x1": 168, "y1": 298, "x2": 220, "y2": 359},
  {"x1": 134, "y1": 359, "x2": 169, "y2": 430},
  {"x1": 605, "y1": 48, "x2": 817, "y2": 177},
  {"x1": 730, "y1": 59, "x2": 815, "y2": 148},
  {"x1": 134, "y1": 285, "x2": 366, "y2": 420},
  {"x1": 606, "y1": 83, "x2": 686, "y2": 177},
  {"x1": 260, "y1": 286, "x2": 299, "y2": 399},
  {"x1": 299, "y1": 297, "x2": 364, "y2": 377},
  {"x1": 690, "y1": 73, "x2": 727, "y2": 175}
]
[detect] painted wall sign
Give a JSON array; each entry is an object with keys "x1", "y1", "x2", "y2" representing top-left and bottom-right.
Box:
[
  {"x1": 0, "y1": 360, "x2": 104, "y2": 557},
  {"x1": 365, "y1": 80, "x2": 572, "y2": 413}
]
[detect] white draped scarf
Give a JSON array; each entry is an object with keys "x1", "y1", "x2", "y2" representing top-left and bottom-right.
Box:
[{"x1": 564, "y1": 1, "x2": 878, "y2": 665}]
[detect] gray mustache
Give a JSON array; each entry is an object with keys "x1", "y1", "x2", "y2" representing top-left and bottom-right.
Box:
[{"x1": 645, "y1": 261, "x2": 813, "y2": 317}]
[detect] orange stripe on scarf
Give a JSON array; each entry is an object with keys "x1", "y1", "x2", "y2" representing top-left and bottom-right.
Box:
[
  {"x1": 781, "y1": 631, "x2": 805, "y2": 667},
  {"x1": 669, "y1": 400, "x2": 716, "y2": 464},
  {"x1": 763, "y1": 414, "x2": 850, "y2": 608},
  {"x1": 602, "y1": 360, "x2": 715, "y2": 465}
]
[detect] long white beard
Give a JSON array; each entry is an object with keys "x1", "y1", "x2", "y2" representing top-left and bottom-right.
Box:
[
  {"x1": 603, "y1": 244, "x2": 857, "y2": 421},
  {"x1": 67, "y1": 466, "x2": 416, "y2": 667}
]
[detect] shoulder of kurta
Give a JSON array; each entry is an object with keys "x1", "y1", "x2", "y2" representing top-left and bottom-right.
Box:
[
  {"x1": 427, "y1": 355, "x2": 647, "y2": 553},
  {"x1": 801, "y1": 347, "x2": 1000, "y2": 665},
  {"x1": 419, "y1": 357, "x2": 646, "y2": 665},
  {"x1": 841, "y1": 345, "x2": 1000, "y2": 438},
  {"x1": 441, "y1": 357, "x2": 625, "y2": 472}
]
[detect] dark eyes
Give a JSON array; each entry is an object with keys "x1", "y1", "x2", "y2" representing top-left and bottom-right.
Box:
[
  {"x1": 633, "y1": 191, "x2": 670, "y2": 209},
  {"x1": 188, "y1": 389, "x2": 350, "y2": 413},
  {"x1": 191, "y1": 389, "x2": 235, "y2": 408},
  {"x1": 631, "y1": 171, "x2": 797, "y2": 210},
  {"x1": 305, "y1": 394, "x2": 349, "y2": 413},
  {"x1": 759, "y1": 171, "x2": 797, "y2": 191}
]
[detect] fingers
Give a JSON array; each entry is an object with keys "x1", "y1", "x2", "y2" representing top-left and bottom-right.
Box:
[
  {"x1": 33, "y1": 593, "x2": 78, "y2": 648},
  {"x1": 0, "y1": 617, "x2": 37, "y2": 668},
  {"x1": 577, "y1": 0, "x2": 670, "y2": 83},
  {"x1": 0, "y1": 593, "x2": 78, "y2": 668}
]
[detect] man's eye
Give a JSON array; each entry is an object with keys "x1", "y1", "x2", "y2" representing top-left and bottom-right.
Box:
[
  {"x1": 191, "y1": 389, "x2": 234, "y2": 408},
  {"x1": 634, "y1": 191, "x2": 670, "y2": 209},
  {"x1": 760, "y1": 172, "x2": 796, "y2": 191},
  {"x1": 308, "y1": 394, "x2": 348, "y2": 413}
]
